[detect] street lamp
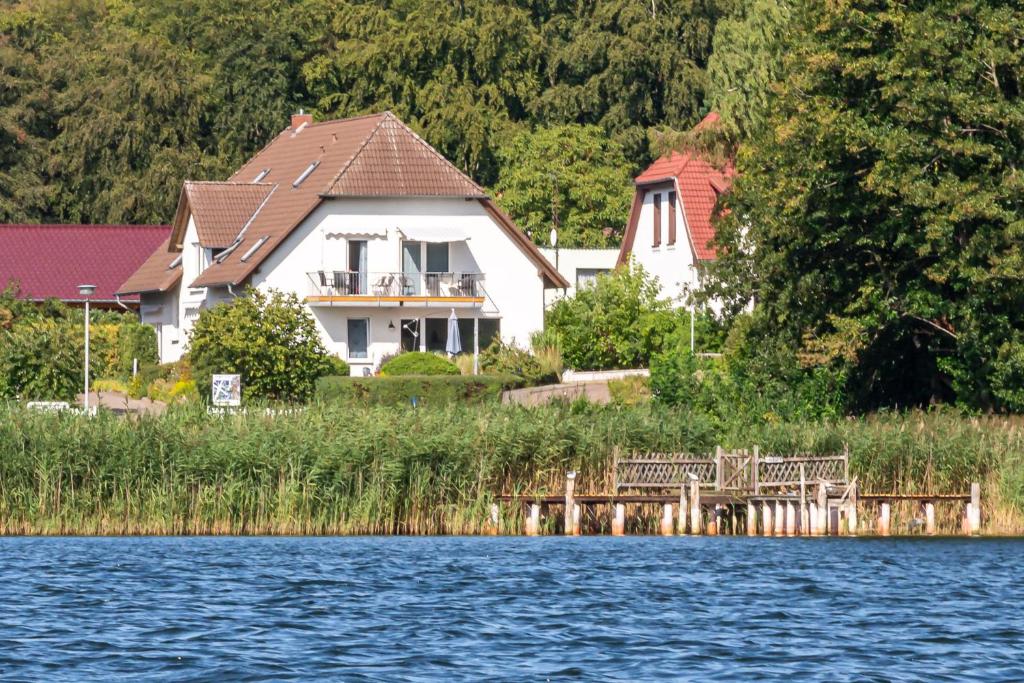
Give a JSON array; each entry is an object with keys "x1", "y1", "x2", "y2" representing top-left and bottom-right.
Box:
[{"x1": 78, "y1": 284, "x2": 96, "y2": 413}]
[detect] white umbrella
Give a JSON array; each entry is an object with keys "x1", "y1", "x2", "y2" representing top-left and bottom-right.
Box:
[{"x1": 445, "y1": 308, "x2": 462, "y2": 356}]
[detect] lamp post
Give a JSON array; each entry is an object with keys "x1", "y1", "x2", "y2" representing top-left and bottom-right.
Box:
[{"x1": 78, "y1": 284, "x2": 96, "y2": 413}]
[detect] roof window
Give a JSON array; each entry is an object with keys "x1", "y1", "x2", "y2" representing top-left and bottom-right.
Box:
[
  {"x1": 240, "y1": 236, "x2": 269, "y2": 262},
  {"x1": 253, "y1": 168, "x2": 270, "y2": 182},
  {"x1": 168, "y1": 255, "x2": 182, "y2": 269},
  {"x1": 292, "y1": 161, "x2": 320, "y2": 188}
]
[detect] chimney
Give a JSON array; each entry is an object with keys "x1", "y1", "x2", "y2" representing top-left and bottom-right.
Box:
[{"x1": 291, "y1": 109, "x2": 313, "y2": 130}]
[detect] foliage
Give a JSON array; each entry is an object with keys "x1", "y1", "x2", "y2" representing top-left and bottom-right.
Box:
[
  {"x1": 0, "y1": 318, "x2": 84, "y2": 401},
  {"x1": 0, "y1": 402, "x2": 1020, "y2": 534},
  {"x1": 0, "y1": 0, "x2": 729, "y2": 226},
  {"x1": 147, "y1": 378, "x2": 198, "y2": 404},
  {"x1": 608, "y1": 376, "x2": 652, "y2": 406},
  {"x1": 704, "y1": 0, "x2": 1024, "y2": 412},
  {"x1": 493, "y1": 124, "x2": 633, "y2": 247},
  {"x1": 546, "y1": 264, "x2": 678, "y2": 370},
  {"x1": 187, "y1": 288, "x2": 334, "y2": 402},
  {"x1": 92, "y1": 378, "x2": 129, "y2": 394},
  {"x1": 479, "y1": 340, "x2": 558, "y2": 387},
  {"x1": 381, "y1": 352, "x2": 459, "y2": 377},
  {"x1": 325, "y1": 355, "x2": 350, "y2": 378},
  {"x1": 315, "y1": 375, "x2": 515, "y2": 407}
]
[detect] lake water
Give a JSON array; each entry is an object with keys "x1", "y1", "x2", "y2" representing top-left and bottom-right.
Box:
[{"x1": 1, "y1": 536, "x2": 1021, "y2": 681}]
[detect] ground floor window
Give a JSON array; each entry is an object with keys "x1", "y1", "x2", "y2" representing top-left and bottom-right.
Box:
[
  {"x1": 423, "y1": 317, "x2": 500, "y2": 353},
  {"x1": 400, "y1": 318, "x2": 420, "y2": 352},
  {"x1": 347, "y1": 318, "x2": 369, "y2": 359}
]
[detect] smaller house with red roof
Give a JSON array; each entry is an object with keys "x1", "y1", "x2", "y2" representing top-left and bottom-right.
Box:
[
  {"x1": 617, "y1": 112, "x2": 733, "y2": 305},
  {"x1": 0, "y1": 224, "x2": 171, "y2": 309}
]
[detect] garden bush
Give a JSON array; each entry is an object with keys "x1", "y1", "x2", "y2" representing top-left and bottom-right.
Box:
[
  {"x1": 315, "y1": 374, "x2": 517, "y2": 406},
  {"x1": 188, "y1": 288, "x2": 335, "y2": 402},
  {"x1": 479, "y1": 340, "x2": 557, "y2": 386},
  {"x1": 381, "y1": 352, "x2": 459, "y2": 376}
]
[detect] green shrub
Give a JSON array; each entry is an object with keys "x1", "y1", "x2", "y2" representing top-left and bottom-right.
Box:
[
  {"x1": 480, "y1": 340, "x2": 557, "y2": 386},
  {"x1": 93, "y1": 378, "x2": 129, "y2": 394},
  {"x1": 188, "y1": 288, "x2": 334, "y2": 402},
  {"x1": 325, "y1": 355, "x2": 351, "y2": 377},
  {"x1": 0, "y1": 318, "x2": 84, "y2": 401},
  {"x1": 608, "y1": 376, "x2": 652, "y2": 405},
  {"x1": 381, "y1": 352, "x2": 459, "y2": 376},
  {"x1": 315, "y1": 374, "x2": 516, "y2": 406}
]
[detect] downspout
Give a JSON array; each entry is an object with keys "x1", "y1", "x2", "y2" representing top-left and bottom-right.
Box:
[
  {"x1": 114, "y1": 294, "x2": 134, "y2": 315},
  {"x1": 227, "y1": 284, "x2": 238, "y2": 298}
]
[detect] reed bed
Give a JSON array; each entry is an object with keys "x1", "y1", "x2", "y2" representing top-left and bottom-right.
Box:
[{"x1": 0, "y1": 402, "x2": 1021, "y2": 535}]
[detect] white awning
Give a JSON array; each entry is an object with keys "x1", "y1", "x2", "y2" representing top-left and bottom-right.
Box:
[
  {"x1": 324, "y1": 226, "x2": 388, "y2": 239},
  {"x1": 397, "y1": 226, "x2": 471, "y2": 243}
]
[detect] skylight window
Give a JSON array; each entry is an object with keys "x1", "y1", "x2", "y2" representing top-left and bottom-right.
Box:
[
  {"x1": 292, "y1": 161, "x2": 320, "y2": 188},
  {"x1": 253, "y1": 168, "x2": 270, "y2": 182},
  {"x1": 168, "y1": 255, "x2": 182, "y2": 269},
  {"x1": 240, "y1": 236, "x2": 269, "y2": 262}
]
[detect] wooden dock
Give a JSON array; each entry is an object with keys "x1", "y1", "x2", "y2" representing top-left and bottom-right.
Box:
[{"x1": 491, "y1": 446, "x2": 980, "y2": 537}]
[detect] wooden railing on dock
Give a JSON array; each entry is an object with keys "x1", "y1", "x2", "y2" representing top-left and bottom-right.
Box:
[{"x1": 494, "y1": 444, "x2": 982, "y2": 538}]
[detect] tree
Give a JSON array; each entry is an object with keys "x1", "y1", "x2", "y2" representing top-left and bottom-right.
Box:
[
  {"x1": 188, "y1": 289, "x2": 336, "y2": 402},
  {"x1": 494, "y1": 124, "x2": 633, "y2": 247},
  {"x1": 546, "y1": 264, "x2": 677, "y2": 370},
  {"x1": 704, "y1": 0, "x2": 1024, "y2": 410}
]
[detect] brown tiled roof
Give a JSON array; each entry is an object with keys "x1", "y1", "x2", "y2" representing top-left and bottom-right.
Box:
[
  {"x1": 116, "y1": 237, "x2": 182, "y2": 295},
  {"x1": 187, "y1": 111, "x2": 558, "y2": 289},
  {"x1": 171, "y1": 182, "x2": 275, "y2": 249},
  {"x1": 325, "y1": 115, "x2": 487, "y2": 197}
]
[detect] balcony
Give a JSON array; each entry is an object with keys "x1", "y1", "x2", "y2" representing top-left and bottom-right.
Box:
[{"x1": 306, "y1": 271, "x2": 485, "y2": 307}]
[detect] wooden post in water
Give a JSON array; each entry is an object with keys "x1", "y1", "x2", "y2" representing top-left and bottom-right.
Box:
[
  {"x1": 706, "y1": 505, "x2": 718, "y2": 536},
  {"x1": 679, "y1": 487, "x2": 688, "y2": 535},
  {"x1": 925, "y1": 501, "x2": 936, "y2": 535},
  {"x1": 572, "y1": 503, "x2": 582, "y2": 536},
  {"x1": 969, "y1": 482, "x2": 981, "y2": 535},
  {"x1": 526, "y1": 503, "x2": 540, "y2": 536},
  {"x1": 612, "y1": 503, "x2": 625, "y2": 536},
  {"x1": 816, "y1": 482, "x2": 828, "y2": 535},
  {"x1": 847, "y1": 483, "x2": 858, "y2": 536},
  {"x1": 762, "y1": 502, "x2": 772, "y2": 537},
  {"x1": 799, "y1": 464, "x2": 807, "y2": 536},
  {"x1": 661, "y1": 503, "x2": 674, "y2": 536},
  {"x1": 878, "y1": 501, "x2": 891, "y2": 536},
  {"x1": 785, "y1": 501, "x2": 796, "y2": 536},
  {"x1": 689, "y1": 479, "x2": 701, "y2": 535},
  {"x1": 774, "y1": 501, "x2": 785, "y2": 536},
  {"x1": 809, "y1": 502, "x2": 819, "y2": 536},
  {"x1": 564, "y1": 471, "x2": 576, "y2": 536},
  {"x1": 747, "y1": 501, "x2": 757, "y2": 536}
]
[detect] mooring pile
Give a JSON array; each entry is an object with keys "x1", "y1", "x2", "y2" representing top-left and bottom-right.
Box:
[{"x1": 494, "y1": 446, "x2": 981, "y2": 536}]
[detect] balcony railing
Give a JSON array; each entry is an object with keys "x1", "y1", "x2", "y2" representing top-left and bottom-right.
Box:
[{"x1": 308, "y1": 271, "x2": 484, "y2": 299}]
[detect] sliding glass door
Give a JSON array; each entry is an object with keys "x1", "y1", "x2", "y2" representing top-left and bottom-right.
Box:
[{"x1": 401, "y1": 241, "x2": 421, "y2": 295}]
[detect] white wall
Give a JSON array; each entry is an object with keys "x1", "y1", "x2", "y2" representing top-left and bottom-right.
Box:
[
  {"x1": 250, "y1": 196, "x2": 547, "y2": 361},
  {"x1": 538, "y1": 247, "x2": 618, "y2": 303},
  {"x1": 627, "y1": 181, "x2": 699, "y2": 306},
  {"x1": 140, "y1": 290, "x2": 181, "y2": 363}
]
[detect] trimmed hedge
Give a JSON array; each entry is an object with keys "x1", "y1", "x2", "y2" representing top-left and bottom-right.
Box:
[
  {"x1": 315, "y1": 374, "x2": 519, "y2": 406},
  {"x1": 381, "y1": 352, "x2": 460, "y2": 376}
]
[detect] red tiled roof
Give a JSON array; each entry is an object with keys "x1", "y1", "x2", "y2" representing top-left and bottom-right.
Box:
[
  {"x1": 0, "y1": 224, "x2": 171, "y2": 303},
  {"x1": 619, "y1": 113, "x2": 733, "y2": 263}
]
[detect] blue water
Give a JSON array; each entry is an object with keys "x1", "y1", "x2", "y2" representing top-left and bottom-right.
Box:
[{"x1": 1, "y1": 537, "x2": 1022, "y2": 681}]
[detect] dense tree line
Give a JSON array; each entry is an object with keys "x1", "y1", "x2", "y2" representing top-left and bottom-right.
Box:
[{"x1": 0, "y1": 0, "x2": 731, "y2": 244}]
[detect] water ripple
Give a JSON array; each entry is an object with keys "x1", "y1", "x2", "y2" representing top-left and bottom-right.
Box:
[{"x1": 0, "y1": 536, "x2": 1022, "y2": 681}]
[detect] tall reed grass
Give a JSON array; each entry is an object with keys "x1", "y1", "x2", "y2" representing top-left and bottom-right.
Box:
[{"x1": 0, "y1": 402, "x2": 1021, "y2": 535}]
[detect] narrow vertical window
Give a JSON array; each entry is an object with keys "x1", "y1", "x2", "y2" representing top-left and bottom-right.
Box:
[
  {"x1": 347, "y1": 318, "x2": 369, "y2": 359},
  {"x1": 668, "y1": 191, "x2": 677, "y2": 246},
  {"x1": 652, "y1": 193, "x2": 662, "y2": 247}
]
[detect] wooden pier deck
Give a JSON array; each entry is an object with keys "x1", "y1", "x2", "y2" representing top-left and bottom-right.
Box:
[{"x1": 490, "y1": 447, "x2": 981, "y2": 537}]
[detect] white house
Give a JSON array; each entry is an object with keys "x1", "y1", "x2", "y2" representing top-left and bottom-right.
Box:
[
  {"x1": 118, "y1": 111, "x2": 568, "y2": 374},
  {"x1": 616, "y1": 112, "x2": 733, "y2": 306},
  {"x1": 538, "y1": 247, "x2": 618, "y2": 303}
]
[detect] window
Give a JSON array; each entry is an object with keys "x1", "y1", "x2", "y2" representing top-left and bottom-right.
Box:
[
  {"x1": 668, "y1": 191, "x2": 677, "y2": 246},
  {"x1": 575, "y1": 268, "x2": 609, "y2": 290},
  {"x1": 652, "y1": 193, "x2": 662, "y2": 248},
  {"x1": 292, "y1": 161, "x2": 320, "y2": 187},
  {"x1": 424, "y1": 317, "x2": 499, "y2": 354},
  {"x1": 347, "y1": 318, "x2": 369, "y2": 359},
  {"x1": 348, "y1": 240, "x2": 368, "y2": 294}
]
